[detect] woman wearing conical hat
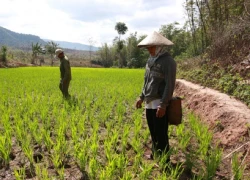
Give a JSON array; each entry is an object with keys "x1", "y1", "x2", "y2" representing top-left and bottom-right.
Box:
[{"x1": 136, "y1": 31, "x2": 176, "y2": 164}]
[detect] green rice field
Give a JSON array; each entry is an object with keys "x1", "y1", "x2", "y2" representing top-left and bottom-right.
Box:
[{"x1": 0, "y1": 67, "x2": 247, "y2": 179}]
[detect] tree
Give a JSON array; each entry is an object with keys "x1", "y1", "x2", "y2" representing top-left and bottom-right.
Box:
[
  {"x1": 0, "y1": 46, "x2": 7, "y2": 65},
  {"x1": 115, "y1": 22, "x2": 128, "y2": 42},
  {"x1": 126, "y1": 32, "x2": 148, "y2": 68},
  {"x1": 31, "y1": 43, "x2": 43, "y2": 64},
  {"x1": 96, "y1": 32, "x2": 149, "y2": 68},
  {"x1": 98, "y1": 43, "x2": 113, "y2": 67},
  {"x1": 160, "y1": 22, "x2": 192, "y2": 58},
  {"x1": 185, "y1": 0, "x2": 199, "y2": 55},
  {"x1": 183, "y1": 0, "x2": 247, "y2": 64},
  {"x1": 115, "y1": 22, "x2": 128, "y2": 67},
  {"x1": 45, "y1": 41, "x2": 59, "y2": 66}
]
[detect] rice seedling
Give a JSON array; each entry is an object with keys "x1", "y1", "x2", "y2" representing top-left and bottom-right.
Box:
[
  {"x1": 138, "y1": 162, "x2": 154, "y2": 179},
  {"x1": 133, "y1": 152, "x2": 143, "y2": 173},
  {"x1": 120, "y1": 170, "x2": 133, "y2": 180},
  {"x1": 104, "y1": 137, "x2": 113, "y2": 162},
  {"x1": 176, "y1": 123, "x2": 191, "y2": 150},
  {"x1": 121, "y1": 124, "x2": 130, "y2": 153},
  {"x1": 35, "y1": 164, "x2": 50, "y2": 180},
  {"x1": 42, "y1": 128, "x2": 54, "y2": 151},
  {"x1": 88, "y1": 158, "x2": 100, "y2": 179},
  {"x1": 14, "y1": 167, "x2": 25, "y2": 180},
  {"x1": 168, "y1": 162, "x2": 184, "y2": 179},
  {"x1": 231, "y1": 153, "x2": 246, "y2": 180},
  {"x1": 57, "y1": 166, "x2": 65, "y2": 180},
  {"x1": 116, "y1": 154, "x2": 128, "y2": 177},
  {"x1": 75, "y1": 140, "x2": 89, "y2": 172},
  {"x1": 0, "y1": 131, "x2": 12, "y2": 167},
  {"x1": 203, "y1": 146, "x2": 222, "y2": 180}
]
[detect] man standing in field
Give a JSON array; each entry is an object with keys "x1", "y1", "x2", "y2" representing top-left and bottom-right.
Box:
[
  {"x1": 135, "y1": 31, "x2": 176, "y2": 164},
  {"x1": 55, "y1": 49, "x2": 71, "y2": 99}
]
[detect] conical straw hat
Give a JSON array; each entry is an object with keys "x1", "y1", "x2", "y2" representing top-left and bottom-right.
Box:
[{"x1": 137, "y1": 31, "x2": 173, "y2": 47}]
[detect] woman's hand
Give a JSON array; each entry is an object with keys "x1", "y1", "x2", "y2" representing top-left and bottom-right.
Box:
[
  {"x1": 156, "y1": 107, "x2": 166, "y2": 118},
  {"x1": 136, "y1": 99, "x2": 143, "y2": 109}
]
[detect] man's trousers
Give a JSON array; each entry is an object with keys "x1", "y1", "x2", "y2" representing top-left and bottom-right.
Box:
[{"x1": 59, "y1": 80, "x2": 70, "y2": 98}]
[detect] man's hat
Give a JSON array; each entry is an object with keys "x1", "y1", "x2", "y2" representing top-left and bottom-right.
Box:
[
  {"x1": 55, "y1": 49, "x2": 64, "y2": 57},
  {"x1": 137, "y1": 31, "x2": 173, "y2": 47}
]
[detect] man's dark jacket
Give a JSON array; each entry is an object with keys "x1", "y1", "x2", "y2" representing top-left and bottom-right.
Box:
[{"x1": 60, "y1": 56, "x2": 71, "y2": 82}]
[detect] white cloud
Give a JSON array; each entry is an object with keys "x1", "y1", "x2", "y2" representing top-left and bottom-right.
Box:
[{"x1": 0, "y1": 0, "x2": 186, "y2": 47}]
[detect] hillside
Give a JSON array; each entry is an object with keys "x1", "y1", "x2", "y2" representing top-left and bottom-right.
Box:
[
  {"x1": 0, "y1": 26, "x2": 45, "y2": 50},
  {"x1": 0, "y1": 26, "x2": 99, "y2": 51}
]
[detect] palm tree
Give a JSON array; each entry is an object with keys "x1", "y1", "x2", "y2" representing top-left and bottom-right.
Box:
[
  {"x1": 31, "y1": 43, "x2": 43, "y2": 64},
  {"x1": 45, "y1": 41, "x2": 59, "y2": 66},
  {"x1": 115, "y1": 22, "x2": 128, "y2": 67}
]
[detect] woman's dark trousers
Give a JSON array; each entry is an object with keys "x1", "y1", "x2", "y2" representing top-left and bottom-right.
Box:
[{"x1": 146, "y1": 109, "x2": 169, "y2": 156}]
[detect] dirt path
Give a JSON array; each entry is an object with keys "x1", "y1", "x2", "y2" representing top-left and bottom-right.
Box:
[{"x1": 174, "y1": 79, "x2": 250, "y2": 177}]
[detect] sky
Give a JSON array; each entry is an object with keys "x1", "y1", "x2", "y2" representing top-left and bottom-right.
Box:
[{"x1": 0, "y1": 0, "x2": 186, "y2": 47}]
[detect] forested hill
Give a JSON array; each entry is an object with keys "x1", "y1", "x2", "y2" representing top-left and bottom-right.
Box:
[
  {"x1": 0, "y1": 26, "x2": 99, "y2": 51},
  {"x1": 0, "y1": 26, "x2": 45, "y2": 50}
]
